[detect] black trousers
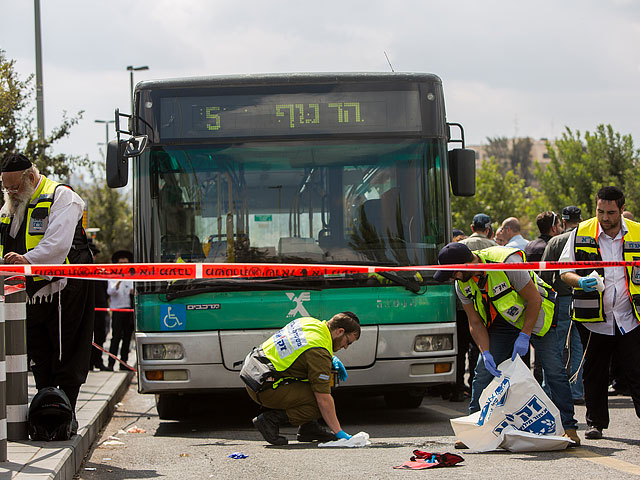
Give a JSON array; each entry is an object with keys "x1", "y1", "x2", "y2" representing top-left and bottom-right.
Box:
[
  {"x1": 108, "y1": 311, "x2": 134, "y2": 367},
  {"x1": 90, "y1": 311, "x2": 109, "y2": 368},
  {"x1": 576, "y1": 322, "x2": 640, "y2": 429},
  {"x1": 455, "y1": 309, "x2": 479, "y2": 392},
  {"x1": 27, "y1": 279, "x2": 95, "y2": 409}
]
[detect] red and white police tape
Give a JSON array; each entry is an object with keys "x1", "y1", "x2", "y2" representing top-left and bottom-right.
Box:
[{"x1": 0, "y1": 260, "x2": 635, "y2": 282}]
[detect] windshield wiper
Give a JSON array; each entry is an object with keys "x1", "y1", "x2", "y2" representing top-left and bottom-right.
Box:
[
  {"x1": 377, "y1": 271, "x2": 422, "y2": 294},
  {"x1": 163, "y1": 278, "x2": 323, "y2": 300}
]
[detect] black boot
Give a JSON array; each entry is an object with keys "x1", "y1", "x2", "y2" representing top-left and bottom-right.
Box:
[
  {"x1": 252, "y1": 410, "x2": 289, "y2": 445},
  {"x1": 296, "y1": 420, "x2": 337, "y2": 442}
]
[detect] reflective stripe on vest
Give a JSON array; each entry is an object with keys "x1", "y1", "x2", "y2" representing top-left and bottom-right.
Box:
[
  {"x1": 572, "y1": 217, "x2": 640, "y2": 323},
  {"x1": 260, "y1": 317, "x2": 333, "y2": 387},
  {"x1": 458, "y1": 246, "x2": 555, "y2": 336}
]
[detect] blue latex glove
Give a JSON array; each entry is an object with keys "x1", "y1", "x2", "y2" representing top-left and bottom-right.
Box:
[
  {"x1": 481, "y1": 351, "x2": 502, "y2": 377},
  {"x1": 332, "y1": 356, "x2": 348, "y2": 381},
  {"x1": 578, "y1": 276, "x2": 598, "y2": 292},
  {"x1": 336, "y1": 430, "x2": 352, "y2": 440},
  {"x1": 511, "y1": 332, "x2": 531, "y2": 361}
]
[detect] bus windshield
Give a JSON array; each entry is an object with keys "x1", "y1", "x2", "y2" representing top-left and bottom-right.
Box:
[{"x1": 150, "y1": 139, "x2": 448, "y2": 268}]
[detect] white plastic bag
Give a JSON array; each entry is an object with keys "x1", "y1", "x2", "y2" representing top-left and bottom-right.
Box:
[
  {"x1": 450, "y1": 355, "x2": 572, "y2": 452},
  {"x1": 318, "y1": 431, "x2": 370, "y2": 448}
]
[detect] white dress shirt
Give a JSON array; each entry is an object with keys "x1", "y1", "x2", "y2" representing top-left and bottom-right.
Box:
[
  {"x1": 107, "y1": 280, "x2": 133, "y2": 309},
  {"x1": 560, "y1": 217, "x2": 638, "y2": 335}
]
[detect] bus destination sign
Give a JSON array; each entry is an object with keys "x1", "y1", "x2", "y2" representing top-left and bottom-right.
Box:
[{"x1": 159, "y1": 90, "x2": 422, "y2": 139}]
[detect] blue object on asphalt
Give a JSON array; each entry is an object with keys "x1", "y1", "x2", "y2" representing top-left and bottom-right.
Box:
[{"x1": 228, "y1": 452, "x2": 248, "y2": 459}]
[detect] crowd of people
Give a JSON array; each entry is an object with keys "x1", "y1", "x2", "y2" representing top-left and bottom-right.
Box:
[
  {"x1": 444, "y1": 186, "x2": 640, "y2": 446},
  {"x1": 2, "y1": 151, "x2": 638, "y2": 447}
]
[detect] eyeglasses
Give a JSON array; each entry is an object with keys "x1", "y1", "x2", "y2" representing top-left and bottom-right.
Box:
[
  {"x1": 1, "y1": 171, "x2": 29, "y2": 194},
  {"x1": 551, "y1": 211, "x2": 558, "y2": 227}
]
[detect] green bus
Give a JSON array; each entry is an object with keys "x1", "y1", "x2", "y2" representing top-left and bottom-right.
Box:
[{"x1": 106, "y1": 72, "x2": 476, "y2": 419}]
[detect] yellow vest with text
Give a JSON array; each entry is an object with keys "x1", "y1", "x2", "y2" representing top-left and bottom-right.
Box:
[
  {"x1": 572, "y1": 217, "x2": 640, "y2": 323},
  {"x1": 259, "y1": 317, "x2": 333, "y2": 389},
  {"x1": 457, "y1": 246, "x2": 556, "y2": 336},
  {"x1": 0, "y1": 177, "x2": 75, "y2": 292}
]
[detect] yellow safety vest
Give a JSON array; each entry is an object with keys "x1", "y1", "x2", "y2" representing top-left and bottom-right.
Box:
[
  {"x1": 0, "y1": 176, "x2": 88, "y2": 296},
  {"x1": 457, "y1": 246, "x2": 556, "y2": 336},
  {"x1": 261, "y1": 317, "x2": 333, "y2": 371},
  {"x1": 572, "y1": 217, "x2": 640, "y2": 323}
]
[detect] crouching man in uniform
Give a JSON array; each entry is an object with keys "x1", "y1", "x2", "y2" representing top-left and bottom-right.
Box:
[{"x1": 241, "y1": 311, "x2": 360, "y2": 445}]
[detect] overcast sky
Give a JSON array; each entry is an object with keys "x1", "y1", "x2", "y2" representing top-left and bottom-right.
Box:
[{"x1": 2, "y1": 0, "x2": 640, "y2": 165}]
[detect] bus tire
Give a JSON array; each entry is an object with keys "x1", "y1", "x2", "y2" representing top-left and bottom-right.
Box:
[
  {"x1": 156, "y1": 393, "x2": 187, "y2": 420},
  {"x1": 384, "y1": 389, "x2": 425, "y2": 409}
]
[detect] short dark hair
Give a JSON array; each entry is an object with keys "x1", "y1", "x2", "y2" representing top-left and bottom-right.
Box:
[
  {"x1": 536, "y1": 211, "x2": 557, "y2": 235},
  {"x1": 327, "y1": 311, "x2": 361, "y2": 337},
  {"x1": 596, "y1": 186, "x2": 625, "y2": 209}
]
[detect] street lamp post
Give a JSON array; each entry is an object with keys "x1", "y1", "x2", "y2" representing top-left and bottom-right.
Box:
[
  {"x1": 95, "y1": 119, "x2": 115, "y2": 157},
  {"x1": 126, "y1": 65, "x2": 149, "y2": 114}
]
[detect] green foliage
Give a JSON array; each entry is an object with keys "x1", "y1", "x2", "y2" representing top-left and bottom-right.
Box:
[
  {"x1": 485, "y1": 136, "x2": 533, "y2": 183},
  {"x1": 451, "y1": 157, "x2": 541, "y2": 235},
  {"x1": 453, "y1": 124, "x2": 640, "y2": 239},
  {"x1": 76, "y1": 161, "x2": 133, "y2": 263},
  {"x1": 534, "y1": 125, "x2": 640, "y2": 218},
  {"x1": 0, "y1": 49, "x2": 89, "y2": 179}
]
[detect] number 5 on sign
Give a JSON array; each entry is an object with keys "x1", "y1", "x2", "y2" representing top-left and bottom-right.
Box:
[{"x1": 206, "y1": 106, "x2": 221, "y2": 131}]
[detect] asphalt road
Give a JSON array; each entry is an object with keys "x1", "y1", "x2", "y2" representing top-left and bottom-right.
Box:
[{"x1": 77, "y1": 377, "x2": 640, "y2": 480}]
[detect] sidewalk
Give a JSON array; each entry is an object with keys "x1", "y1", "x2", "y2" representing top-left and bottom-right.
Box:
[{"x1": 0, "y1": 369, "x2": 132, "y2": 480}]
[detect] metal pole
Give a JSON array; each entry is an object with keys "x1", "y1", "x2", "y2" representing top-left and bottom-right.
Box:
[
  {"x1": 5, "y1": 283, "x2": 28, "y2": 441},
  {"x1": 95, "y1": 120, "x2": 114, "y2": 161},
  {"x1": 0, "y1": 276, "x2": 7, "y2": 460},
  {"x1": 34, "y1": 0, "x2": 45, "y2": 142},
  {"x1": 129, "y1": 69, "x2": 134, "y2": 115},
  {"x1": 126, "y1": 65, "x2": 149, "y2": 115}
]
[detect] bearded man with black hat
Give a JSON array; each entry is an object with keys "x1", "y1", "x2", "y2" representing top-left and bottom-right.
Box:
[
  {"x1": 0, "y1": 153, "x2": 94, "y2": 433},
  {"x1": 433, "y1": 242, "x2": 580, "y2": 447}
]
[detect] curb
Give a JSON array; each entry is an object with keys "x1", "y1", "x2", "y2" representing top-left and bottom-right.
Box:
[{"x1": 0, "y1": 370, "x2": 133, "y2": 480}]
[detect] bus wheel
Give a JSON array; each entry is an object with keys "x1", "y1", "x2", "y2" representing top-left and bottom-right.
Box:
[
  {"x1": 156, "y1": 393, "x2": 187, "y2": 420},
  {"x1": 384, "y1": 389, "x2": 425, "y2": 409}
]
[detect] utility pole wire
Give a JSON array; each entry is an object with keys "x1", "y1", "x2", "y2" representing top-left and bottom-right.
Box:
[{"x1": 384, "y1": 51, "x2": 395, "y2": 72}]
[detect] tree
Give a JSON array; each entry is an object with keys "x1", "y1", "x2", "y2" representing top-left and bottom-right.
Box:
[
  {"x1": 485, "y1": 136, "x2": 533, "y2": 183},
  {"x1": 76, "y1": 161, "x2": 133, "y2": 263},
  {"x1": 534, "y1": 125, "x2": 640, "y2": 218},
  {"x1": 0, "y1": 49, "x2": 88, "y2": 178},
  {"x1": 451, "y1": 157, "x2": 543, "y2": 236}
]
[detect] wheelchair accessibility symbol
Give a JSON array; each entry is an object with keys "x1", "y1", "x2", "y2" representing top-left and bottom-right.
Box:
[{"x1": 161, "y1": 305, "x2": 186, "y2": 331}]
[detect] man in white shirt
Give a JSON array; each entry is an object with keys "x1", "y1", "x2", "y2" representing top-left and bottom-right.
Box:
[
  {"x1": 107, "y1": 250, "x2": 135, "y2": 370},
  {"x1": 501, "y1": 217, "x2": 529, "y2": 249},
  {"x1": 560, "y1": 186, "x2": 640, "y2": 440},
  {"x1": 0, "y1": 153, "x2": 94, "y2": 432}
]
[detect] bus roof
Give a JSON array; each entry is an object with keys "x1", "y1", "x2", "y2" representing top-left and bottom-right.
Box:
[{"x1": 135, "y1": 72, "x2": 442, "y2": 92}]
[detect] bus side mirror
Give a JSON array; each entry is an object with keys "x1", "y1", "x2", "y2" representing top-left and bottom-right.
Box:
[
  {"x1": 106, "y1": 139, "x2": 129, "y2": 188},
  {"x1": 449, "y1": 148, "x2": 476, "y2": 197},
  {"x1": 106, "y1": 135, "x2": 148, "y2": 188}
]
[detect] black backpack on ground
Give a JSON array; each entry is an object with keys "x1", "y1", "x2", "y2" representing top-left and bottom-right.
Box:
[{"x1": 28, "y1": 387, "x2": 74, "y2": 441}]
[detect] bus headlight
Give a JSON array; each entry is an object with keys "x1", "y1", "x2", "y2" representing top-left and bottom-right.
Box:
[
  {"x1": 142, "y1": 343, "x2": 184, "y2": 360},
  {"x1": 414, "y1": 334, "x2": 453, "y2": 352}
]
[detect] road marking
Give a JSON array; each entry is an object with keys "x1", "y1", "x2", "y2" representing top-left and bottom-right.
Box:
[
  {"x1": 570, "y1": 448, "x2": 640, "y2": 476},
  {"x1": 423, "y1": 404, "x2": 467, "y2": 418}
]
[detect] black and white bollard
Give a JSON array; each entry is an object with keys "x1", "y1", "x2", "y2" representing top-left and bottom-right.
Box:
[
  {"x1": 0, "y1": 277, "x2": 6, "y2": 460},
  {"x1": 5, "y1": 285, "x2": 28, "y2": 441}
]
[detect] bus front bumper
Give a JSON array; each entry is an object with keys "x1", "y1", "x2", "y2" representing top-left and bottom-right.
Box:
[{"x1": 135, "y1": 322, "x2": 457, "y2": 394}]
